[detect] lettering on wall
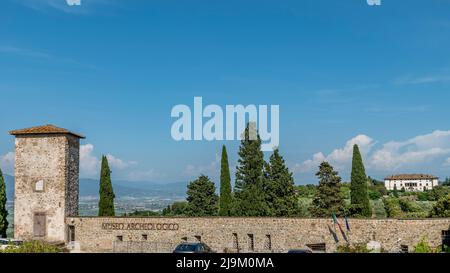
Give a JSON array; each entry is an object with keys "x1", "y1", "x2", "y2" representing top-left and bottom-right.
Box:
[{"x1": 102, "y1": 222, "x2": 180, "y2": 231}]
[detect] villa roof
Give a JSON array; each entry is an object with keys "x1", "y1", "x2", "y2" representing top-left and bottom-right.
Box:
[
  {"x1": 385, "y1": 174, "x2": 438, "y2": 180},
  {"x1": 9, "y1": 124, "x2": 85, "y2": 139}
]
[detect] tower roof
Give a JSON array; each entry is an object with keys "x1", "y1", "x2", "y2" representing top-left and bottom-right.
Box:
[{"x1": 9, "y1": 124, "x2": 85, "y2": 139}]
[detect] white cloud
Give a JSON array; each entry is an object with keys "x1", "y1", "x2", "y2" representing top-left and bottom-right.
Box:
[
  {"x1": 106, "y1": 154, "x2": 137, "y2": 170},
  {"x1": 80, "y1": 144, "x2": 100, "y2": 178},
  {"x1": 0, "y1": 152, "x2": 15, "y2": 175},
  {"x1": 80, "y1": 144, "x2": 137, "y2": 178},
  {"x1": 295, "y1": 130, "x2": 450, "y2": 177},
  {"x1": 370, "y1": 130, "x2": 450, "y2": 170},
  {"x1": 294, "y1": 134, "x2": 375, "y2": 173}
]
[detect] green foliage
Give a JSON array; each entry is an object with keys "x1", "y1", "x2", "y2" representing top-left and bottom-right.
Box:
[
  {"x1": 428, "y1": 186, "x2": 450, "y2": 201},
  {"x1": 162, "y1": 201, "x2": 188, "y2": 216},
  {"x1": 186, "y1": 175, "x2": 218, "y2": 216},
  {"x1": 0, "y1": 241, "x2": 61, "y2": 253},
  {"x1": 309, "y1": 162, "x2": 345, "y2": 217},
  {"x1": 264, "y1": 148, "x2": 298, "y2": 216},
  {"x1": 383, "y1": 197, "x2": 428, "y2": 218},
  {"x1": 429, "y1": 194, "x2": 450, "y2": 218},
  {"x1": 219, "y1": 145, "x2": 233, "y2": 216},
  {"x1": 0, "y1": 168, "x2": 8, "y2": 238},
  {"x1": 393, "y1": 184, "x2": 399, "y2": 198},
  {"x1": 336, "y1": 243, "x2": 371, "y2": 253},
  {"x1": 124, "y1": 210, "x2": 161, "y2": 217},
  {"x1": 296, "y1": 185, "x2": 317, "y2": 198},
  {"x1": 340, "y1": 183, "x2": 351, "y2": 200},
  {"x1": 233, "y1": 123, "x2": 269, "y2": 216},
  {"x1": 370, "y1": 199, "x2": 387, "y2": 218},
  {"x1": 350, "y1": 145, "x2": 371, "y2": 217},
  {"x1": 98, "y1": 156, "x2": 115, "y2": 216},
  {"x1": 414, "y1": 237, "x2": 439, "y2": 253},
  {"x1": 297, "y1": 198, "x2": 313, "y2": 217}
]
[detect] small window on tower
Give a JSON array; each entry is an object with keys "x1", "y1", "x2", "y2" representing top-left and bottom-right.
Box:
[{"x1": 35, "y1": 180, "x2": 44, "y2": 192}]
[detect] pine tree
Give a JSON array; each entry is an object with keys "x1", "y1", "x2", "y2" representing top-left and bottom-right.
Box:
[
  {"x1": 0, "y1": 168, "x2": 8, "y2": 238},
  {"x1": 233, "y1": 123, "x2": 269, "y2": 216},
  {"x1": 186, "y1": 175, "x2": 219, "y2": 216},
  {"x1": 264, "y1": 148, "x2": 298, "y2": 216},
  {"x1": 309, "y1": 162, "x2": 345, "y2": 217},
  {"x1": 350, "y1": 144, "x2": 372, "y2": 217},
  {"x1": 98, "y1": 156, "x2": 115, "y2": 216},
  {"x1": 219, "y1": 145, "x2": 233, "y2": 216}
]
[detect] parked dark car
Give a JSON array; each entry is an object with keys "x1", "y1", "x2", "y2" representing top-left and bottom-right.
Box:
[
  {"x1": 287, "y1": 249, "x2": 313, "y2": 253},
  {"x1": 173, "y1": 242, "x2": 214, "y2": 253}
]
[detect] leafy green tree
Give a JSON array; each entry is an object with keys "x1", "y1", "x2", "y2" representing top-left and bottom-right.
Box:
[
  {"x1": 309, "y1": 162, "x2": 345, "y2": 217},
  {"x1": 0, "y1": 168, "x2": 8, "y2": 238},
  {"x1": 186, "y1": 175, "x2": 219, "y2": 216},
  {"x1": 350, "y1": 145, "x2": 371, "y2": 217},
  {"x1": 163, "y1": 201, "x2": 188, "y2": 216},
  {"x1": 233, "y1": 123, "x2": 269, "y2": 216},
  {"x1": 429, "y1": 194, "x2": 450, "y2": 218},
  {"x1": 98, "y1": 156, "x2": 115, "y2": 216},
  {"x1": 264, "y1": 148, "x2": 298, "y2": 216},
  {"x1": 219, "y1": 145, "x2": 233, "y2": 216}
]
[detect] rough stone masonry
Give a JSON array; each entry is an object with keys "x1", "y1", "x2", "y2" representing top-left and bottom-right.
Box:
[{"x1": 9, "y1": 125, "x2": 450, "y2": 253}]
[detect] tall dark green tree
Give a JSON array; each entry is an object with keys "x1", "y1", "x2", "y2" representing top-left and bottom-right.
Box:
[
  {"x1": 98, "y1": 156, "x2": 115, "y2": 216},
  {"x1": 0, "y1": 168, "x2": 8, "y2": 238},
  {"x1": 264, "y1": 148, "x2": 298, "y2": 216},
  {"x1": 350, "y1": 144, "x2": 372, "y2": 217},
  {"x1": 233, "y1": 123, "x2": 269, "y2": 216},
  {"x1": 186, "y1": 175, "x2": 219, "y2": 216},
  {"x1": 219, "y1": 145, "x2": 233, "y2": 216},
  {"x1": 309, "y1": 162, "x2": 345, "y2": 217}
]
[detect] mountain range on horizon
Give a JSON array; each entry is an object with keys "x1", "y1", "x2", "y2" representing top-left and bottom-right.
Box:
[{"x1": 2, "y1": 174, "x2": 188, "y2": 201}]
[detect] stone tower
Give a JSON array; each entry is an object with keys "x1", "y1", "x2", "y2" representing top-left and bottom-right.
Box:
[{"x1": 10, "y1": 125, "x2": 84, "y2": 243}]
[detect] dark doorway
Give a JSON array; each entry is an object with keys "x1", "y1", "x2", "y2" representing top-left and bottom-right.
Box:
[
  {"x1": 442, "y1": 230, "x2": 450, "y2": 251},
  {"x1": 33, "y1": 213, "x2": 46, "y2": 237},
  {"x1": 68, "y1": 225, "x2": 76, "y2": 242}
]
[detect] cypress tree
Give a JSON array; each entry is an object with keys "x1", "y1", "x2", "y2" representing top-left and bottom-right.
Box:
[
  {"x1": 219, "y1": 145, "x2": 233, "y2": 216},
  {"x1": 233, "y1": 123, "x2": 269, "y2": 216},
  {"x1": 309, "y1": 162, "x2": 345, "y2": 217},
  {"x1": 98, "y1": 156, "x2": 115, "y2": 216},
  {"x1": 393, "y1": 184, "x2": 399, "y2": 198},
  {"x1": 264, "y1": 148, "x2": 298, "y2": 216},
  {"x1": 186, "y1": 175, "x2": 219, "y2": 216},
  {"x1": 0, "y1": 168, "x2": 8, "y2": 238},
  {"x1": 350, "y1": 144, "x2": 372, "y2": 217}
]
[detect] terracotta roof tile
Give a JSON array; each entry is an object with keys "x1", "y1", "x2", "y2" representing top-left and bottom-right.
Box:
[
  {"x1": 385, "y1": 174, "x2": 438, "y2": 180},
  {"x1": 9, "y1": 124, "x2": 85, "y2": 139}
]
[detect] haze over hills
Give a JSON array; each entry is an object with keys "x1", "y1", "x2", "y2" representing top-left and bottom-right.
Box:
[{"x1": 3, "y1": 174, "x2": 188, "y2": 201}]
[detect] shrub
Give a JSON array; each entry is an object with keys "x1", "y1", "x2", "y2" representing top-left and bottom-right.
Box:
[
  {"x1": 336, "y1": 243, "x2": 370, "y2": 253},
  {"x1": 429, "y1": 194, "x2": 450, "y2": 218},
  {"x1": 0, "y1": 241, "x2": 62, "y2": 253},
  {"x1": 414, "y1": 237, "x2": 439, "y2": 253}
]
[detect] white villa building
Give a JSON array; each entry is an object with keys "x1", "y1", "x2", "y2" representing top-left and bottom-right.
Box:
[{"x1": 384, "y1": 174, "x2": 439, "y2": 192}]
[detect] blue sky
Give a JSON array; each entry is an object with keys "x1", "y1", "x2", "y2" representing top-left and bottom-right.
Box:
[{"x1": 1, "y1": 0, "x2": 450, "y2": 184}]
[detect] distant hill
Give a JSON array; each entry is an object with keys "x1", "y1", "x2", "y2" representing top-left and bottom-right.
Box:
[{"x1": 2, "y1": 175, "x2": 188, "y2": 200}]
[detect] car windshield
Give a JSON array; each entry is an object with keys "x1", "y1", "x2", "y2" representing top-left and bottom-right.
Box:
[{"x1": 176, "y1": 244, "x2": 198, "y2": 251}]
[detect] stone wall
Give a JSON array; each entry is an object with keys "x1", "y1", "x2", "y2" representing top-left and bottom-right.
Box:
[
  {"x1": 67, "y1": 217, "x2": 450, "y2": 253},
  {"x1": 14, "y1": 134, "x2": 79, "y2": 243}
]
